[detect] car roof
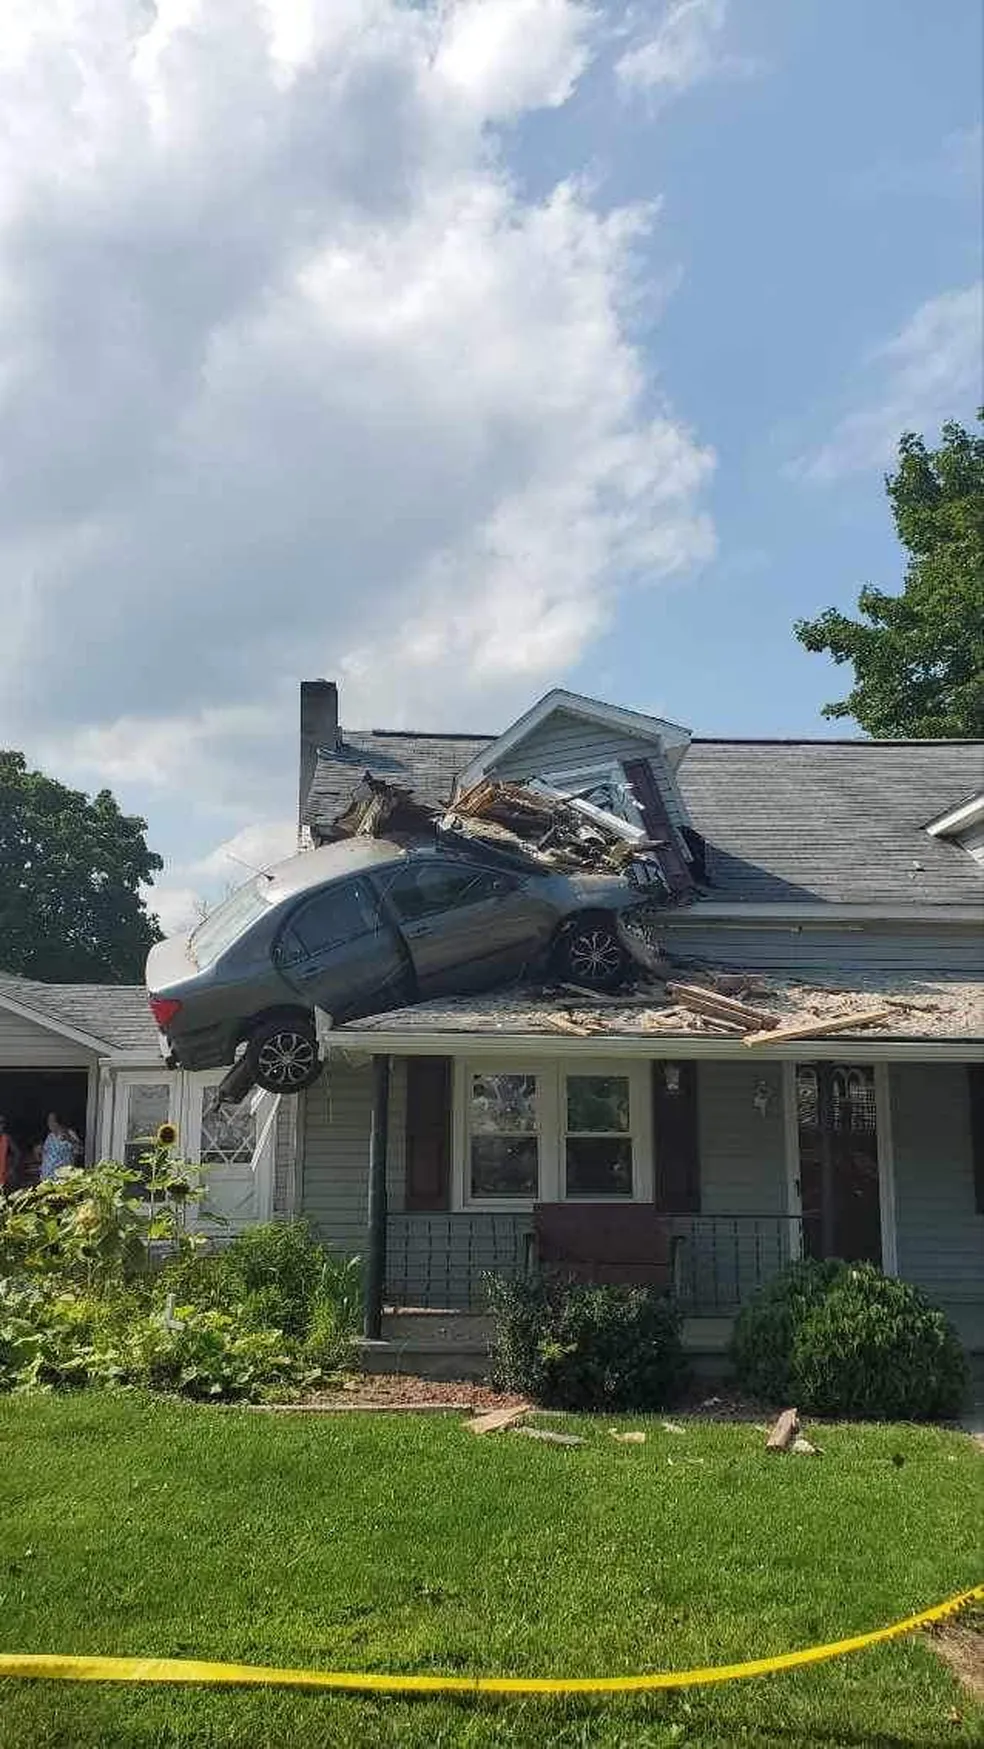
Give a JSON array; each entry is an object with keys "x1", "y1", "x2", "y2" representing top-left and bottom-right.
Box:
[{"x1": 263, "y1": 837, "x2": 409, "y2": 903}]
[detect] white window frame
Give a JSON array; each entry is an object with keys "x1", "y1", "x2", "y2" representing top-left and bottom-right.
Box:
[
  {"x1": 538, "y1": 761, "x2": 645, "y2": 830},
  {"x1": 110, "y1": 1071, "x2": 277, "y2": 1226},
  {"x1": 110, "y1": 1071, "x2": 177, "y2": 1176},
  {"x1": 453, "y1": 1057, "x2": 653, "y2": 1211}
]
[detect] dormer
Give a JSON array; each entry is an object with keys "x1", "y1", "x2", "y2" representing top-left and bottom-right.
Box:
[
  {"x1": 926, "y1": 792, "x2": 984, "y2": 866},
  {"x1": 454, "y1": 688, "x2": 700, "y2": 891}
]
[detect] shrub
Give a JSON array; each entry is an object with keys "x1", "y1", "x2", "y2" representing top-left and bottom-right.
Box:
[
  {"x1": 487, "y1": 1271, "x2": 689, "y2": 1410},
  {"x1": 731, "y1": 1258, "x2": 843, "y2": 1404},
  {"x1": 0, "y1": 1159, "x2": 202, "y2": 1288},
  {"x1": 127, "y1": 1305, "x2": 306, "y2": 1401},
  {"x1": 732, "y1": 1260, "x2": 969, "y2": 1420},
  {"x1": 157, "y1": 1220, "x2": 336, "y2": 1338}
]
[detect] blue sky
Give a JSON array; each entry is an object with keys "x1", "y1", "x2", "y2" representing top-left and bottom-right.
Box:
[{"x1": 0, "y1": 1, "x2": 980, "y2": 926}]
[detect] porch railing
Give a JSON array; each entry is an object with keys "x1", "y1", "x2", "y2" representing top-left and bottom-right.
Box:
[{"x1": 384, "y1": 1212, "x2": 797, "y2": 1314}]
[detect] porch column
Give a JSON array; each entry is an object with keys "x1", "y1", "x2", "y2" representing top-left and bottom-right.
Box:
[{"x1": 363, "y1": 1055, "x2": 391, "y2": 1340}]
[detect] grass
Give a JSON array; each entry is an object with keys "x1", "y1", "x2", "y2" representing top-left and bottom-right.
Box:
[{"x1": 0, "y1": 1392, "x2": 980, "y2": 1748}]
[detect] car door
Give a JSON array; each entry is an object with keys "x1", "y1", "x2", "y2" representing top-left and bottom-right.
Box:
[
  {"x1": 274, "y1": 875, "x2": 412, "y2": 1021},
  {"x1": 375, "y1": 857, "x2": 551, "y2": 997}
]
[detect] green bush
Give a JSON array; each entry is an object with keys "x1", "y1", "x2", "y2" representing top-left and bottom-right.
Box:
[
  {"x1": 0, "y1": 1159, "x2": 202, "y2": 1287},
  {"x1": 156, "y1": 1220, "x2": 345, "y2": 1338},
  {"x1": 127, "y1": 1305, "x2": 305, "y2": 1401},
  {"x1": 732, "y1": 1260, "x2": 969, "y2": 1420},
  {"x1": 487, "y1": 1271, "x2": 689, "y2": 1410}
]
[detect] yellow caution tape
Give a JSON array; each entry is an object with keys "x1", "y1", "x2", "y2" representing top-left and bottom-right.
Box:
[{"x1": 0, "y1": 1583, "x2": 981, "y2": 1696}]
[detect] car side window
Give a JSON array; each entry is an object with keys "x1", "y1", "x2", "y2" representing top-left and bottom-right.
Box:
[
  {"x1": 383, "y1": 863, "x2": 520, "y2": 924},
  {"x1": 279, "y1": 879, "x2": 380, "y2": 961}
]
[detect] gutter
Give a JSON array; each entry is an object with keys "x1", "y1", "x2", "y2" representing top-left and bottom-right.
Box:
[{"x1": 329, "y1": 1031, "x2": 984, "y2": 1064}]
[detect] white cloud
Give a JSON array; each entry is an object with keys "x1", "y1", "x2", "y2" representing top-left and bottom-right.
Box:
[
  {"x1": 0, "y1": 0, "x2": 714, "y2": 884},
  {"x1": 616, "y1": 0, "x2": 757, "y2": 97},
  {"x1": 195, "y1": 821, "x2": 298, "y2": 881},
  {"x1": 795, "y1": 283, "x2": 983, "y2": 484},
  {"x1": 434, "y1": 0, "x2": 597, "y2": 119}
]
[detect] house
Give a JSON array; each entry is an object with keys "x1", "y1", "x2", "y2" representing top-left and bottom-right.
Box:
[
  {"x1": 0, "y1": 975, "x2": 295, "y2": 1229},
  {"x1": 289, "y1": 679, "x2": 984, "y2": 1368}
]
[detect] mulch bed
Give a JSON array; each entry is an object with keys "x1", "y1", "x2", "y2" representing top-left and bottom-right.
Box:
[{"x1": 256, "y1": 1373, "x2": 768, "y2": 1417}]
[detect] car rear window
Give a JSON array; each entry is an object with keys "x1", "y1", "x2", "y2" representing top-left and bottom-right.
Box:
[{"x1": 189, "y1": 879, "x2": 273, "y2": 967}]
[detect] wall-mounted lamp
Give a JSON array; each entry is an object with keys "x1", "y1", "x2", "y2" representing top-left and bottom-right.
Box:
[
  {"x1": 753, "y1": 1080, "x2": 772, "y2": 1117},
  {"x1": 662, "y1": 1063, "x2": 681, "y2": 1095}
]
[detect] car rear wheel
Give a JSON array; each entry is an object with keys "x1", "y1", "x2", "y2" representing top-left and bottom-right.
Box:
[
  {"x1": 554, "y1": 914, "x2": 629, "y2": 991},
  {"x1": 245, "y1": 1016, "x2": 322, "y2": 1093}
]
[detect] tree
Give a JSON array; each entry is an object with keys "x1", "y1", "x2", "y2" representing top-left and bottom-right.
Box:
[
  {"x1": 0, "y1": 753, "x2": 164, "y2": 984},
  {"x1": 795, "y1": 413, "x2": 984, "y2": 738}
]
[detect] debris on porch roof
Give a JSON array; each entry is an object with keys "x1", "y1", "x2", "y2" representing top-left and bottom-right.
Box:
[
  {"x1": 323, "y1": 770, "x2": 692, "y2": 899},
  {"x1": 337, "y1": 968, "x2": 983, "y2": 1043}
]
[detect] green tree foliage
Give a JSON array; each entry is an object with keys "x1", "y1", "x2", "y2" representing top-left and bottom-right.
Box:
[
  {"x1": 795, "y1": 414, "x2": 984, "y2": 737},
  {"x1": 0, "y1": 752, "x2": 164, "y2": 982}
]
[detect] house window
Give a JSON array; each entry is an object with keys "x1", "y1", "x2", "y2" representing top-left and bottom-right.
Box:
[
  {"x1": 468, "y1": 1072, "x2": 539, "y2": 1200},
  {"x1": 457, "y1": 1059, "x2": 651, "y2": 1207},
  {"x1": 122, "y1": 1082, "x2": 171, "y2": 1174},
  {"x1": 199, "y1": 1086, "x2": 256, "y2": 1167},
  {"x1": 565, "y1": 1074, "x2": 633, "y2": 1197}
]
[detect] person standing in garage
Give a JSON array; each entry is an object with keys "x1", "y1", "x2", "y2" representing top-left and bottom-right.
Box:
[{"x1": 40, "y1": 1112, "x2": 81, "y2": 1180}]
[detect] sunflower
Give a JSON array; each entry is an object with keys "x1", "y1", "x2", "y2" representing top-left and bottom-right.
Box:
[{"x1": 155, "y1": 1121, "x2": 179, "y2": 1148}]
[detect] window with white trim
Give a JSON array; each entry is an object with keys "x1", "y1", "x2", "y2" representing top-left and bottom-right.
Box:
[
  {"x1": 198, "y1": 1086, "x2": 257, "y2": 1167},
  {"x1": 120, "y1": 1081, "x2": 172, "y2": 1174},
  {"x1": 564, "y1": 1074, "x2": 633, "y2": 1197},
  {"x1": 467, "y1": 1072, "x2": 539, "y2": 1200},
  {"x1": 455, "y1": 1059, "x2": 651, "y2": 1208}
]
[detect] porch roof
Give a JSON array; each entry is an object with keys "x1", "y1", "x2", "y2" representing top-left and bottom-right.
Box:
[{"x1": 332, "y1": 971, "x2": 984, "y2": 1060}]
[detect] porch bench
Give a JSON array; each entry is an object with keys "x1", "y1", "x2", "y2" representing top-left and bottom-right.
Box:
[{"x1": 531, "y1": 1203, "x2": 679, "y2": 1290}]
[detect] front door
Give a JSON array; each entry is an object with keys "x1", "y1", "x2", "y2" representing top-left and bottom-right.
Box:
[{"x1": 795, "y1": 1063, "x2": 882, "y2": 1264}]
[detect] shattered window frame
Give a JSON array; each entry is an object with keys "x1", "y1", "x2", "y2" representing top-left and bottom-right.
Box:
[{"x1": 538, "y1": 761, "x2": 645, "y2": 830}]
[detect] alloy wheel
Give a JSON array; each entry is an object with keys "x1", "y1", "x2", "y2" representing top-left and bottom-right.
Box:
[
  {"x1": 567, "y1": 927, "x2": 623, "y2": 984},
  {"x1": 255, "y1": 1029, "x2": 317, "y2": 1088}
]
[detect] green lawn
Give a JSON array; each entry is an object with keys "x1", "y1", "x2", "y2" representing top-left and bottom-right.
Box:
[{"x1": 0, "y1": 1393, "x2": 980, "y2": 1748}]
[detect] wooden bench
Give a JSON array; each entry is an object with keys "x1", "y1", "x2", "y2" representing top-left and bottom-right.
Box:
[{"x1": 532, "y1": 1203, "x2": 675, "y2": 1289}]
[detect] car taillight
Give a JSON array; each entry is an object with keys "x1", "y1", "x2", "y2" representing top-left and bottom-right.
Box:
[{"x1": 149, "y1": 996, "x2": 182, "y2": 1029}]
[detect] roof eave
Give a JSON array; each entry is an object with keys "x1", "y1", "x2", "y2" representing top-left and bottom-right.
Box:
[{"x1": 329, "y1": 1030, "x2": 984, "y2": 1063}]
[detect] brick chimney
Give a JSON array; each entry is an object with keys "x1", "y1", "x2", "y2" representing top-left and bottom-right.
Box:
[{"x1": 299, "y1": 679, "x2": 339, "y2": 834}]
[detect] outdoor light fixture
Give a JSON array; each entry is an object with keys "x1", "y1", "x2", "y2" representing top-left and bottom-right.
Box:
[
  {"x1": 753, "y1": 1080, "x2": 772, "y2": 1117},
  {"x1": 662, "y1": 1063, "x2": 681, "y2": 1095}
]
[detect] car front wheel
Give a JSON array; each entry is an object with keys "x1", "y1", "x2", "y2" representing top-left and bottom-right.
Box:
[
  {"x1": 245, "y1": 1016, "x2": 322, "y2": 1093},
  {"x1": 554, "y1": 915, "x2": 629, "y2": 991}
]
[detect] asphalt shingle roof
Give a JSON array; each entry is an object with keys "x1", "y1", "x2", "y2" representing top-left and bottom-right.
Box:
[
  {"x1": 305, "y1": 730, "x2": 984, "y2": 908},
  {"x1": 304, "y1": 731, "x2": 493, "y2": 826},
  {"x1": 0, "y1": 977, "x2": 158, "y2": 1053},
  {"x1": 679, "y1": 740, "x2": 984, "y2": 906}
]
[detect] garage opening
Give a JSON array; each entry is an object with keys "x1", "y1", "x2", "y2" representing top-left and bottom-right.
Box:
[{"x1": 0, "y1": 1070, "x2": 89, "y2": 1187}]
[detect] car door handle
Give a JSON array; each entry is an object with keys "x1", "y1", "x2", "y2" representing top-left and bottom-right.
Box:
[{"x1": 403, "y1": 923, "x2": 433, "y2": 940}]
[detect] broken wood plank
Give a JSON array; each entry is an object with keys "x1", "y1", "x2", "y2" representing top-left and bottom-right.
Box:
[
  {"x1": 464, "y1": 1404, "x2": 530, "y2": 1435},
  {"x1": 765, "y1": 1409, "x2": 800, "y2": 1452},
  {"x1": 791, "y1": 1436, "x2": 822, "y2": 1455},
  {"x1": 539, "y1": 1014, "x2": 593, "y2": 1036},
  {"x1": 667, "y1": 982, "x2": 780, "y2": 1030},
  {"x1": 609, "y1": 1429, "x2": 646, "y2": 1444},
  {"x1": 743, "y1": 1007, "x2": 893, "y2": 1047},
  {"x1": 513, "y1": 1426, "x2": 586, "y2": 1447}
]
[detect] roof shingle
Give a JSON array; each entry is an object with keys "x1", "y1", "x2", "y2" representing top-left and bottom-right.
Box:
[{"x1": 0, "y1": 977, "x2": 158, "y2": 1053}]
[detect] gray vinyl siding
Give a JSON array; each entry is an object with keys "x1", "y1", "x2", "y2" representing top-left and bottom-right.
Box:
[
  {"x1": 299, "y1": 1061, "x2": 374, "y2": 1254},
  {"x1": 0, "y1": 1009, "x2": 97, "y2": 1068},
  {"x1": 890, "y1": 1064, "x2": 984, "y2": 1350},
  {"x1": 272, "y1": 1098, "x2": 298, "y2": 1215},
  {"x1": 656, "y1": 919, "x2": 984, "y2": 973},
  {"x1": 695, "y1": 1061, "x2": 788, "y2": 1215},
  {"x1": 490, "y1": 711, "x2": 690, "y2": 832}
]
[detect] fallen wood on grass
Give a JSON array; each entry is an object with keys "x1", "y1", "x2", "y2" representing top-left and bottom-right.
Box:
[
  {"x1": 765, "y1": 1409, "x2": 800, "y2": 1452},
  {"x1": 513, "y1": 1426, "x2": 586, "y2": 1447},
  {"x1": 464, "y1": 1404, "x2": 531, "y2": 1435}
]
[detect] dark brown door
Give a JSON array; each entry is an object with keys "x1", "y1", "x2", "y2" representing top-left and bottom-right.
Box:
[{"x1": 796, "y1": 1064, "x2": 882, "y2": 1264}]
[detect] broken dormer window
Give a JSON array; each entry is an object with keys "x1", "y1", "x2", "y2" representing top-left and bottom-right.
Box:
[{"x1": 538, "y1": 762, "x2": 644, "y2": 829}]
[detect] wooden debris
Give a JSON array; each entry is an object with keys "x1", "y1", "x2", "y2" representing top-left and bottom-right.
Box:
[
  {"x1": 464, "y1": 1403, "x2": 531, "y2": 1435},
  {"x1": 661, "y1": 1421, "x2": 686, "y2": 1434},
  {"x1": 513, "y1": 1426, "x2": 586, "y2": 1447},
  {"x1": 791, "y1": 1436, "x2": 822, "y2": 1456},
  {"x1": 666, "y1": 982, "x2": 779, "y2": 1031},
  {"x1": 743, "y1": 1007, "x2": 893, "y2": 1048},
  {"x1": 765, "y1": 1408, "x2": 800, "y2": 1452},
  {"x1": 609, "y1": 1429, "x2": 646, "y2": 1444},
  {"x1": 539, "y1": 1014, "x2": 593, "y2": 1037}
]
